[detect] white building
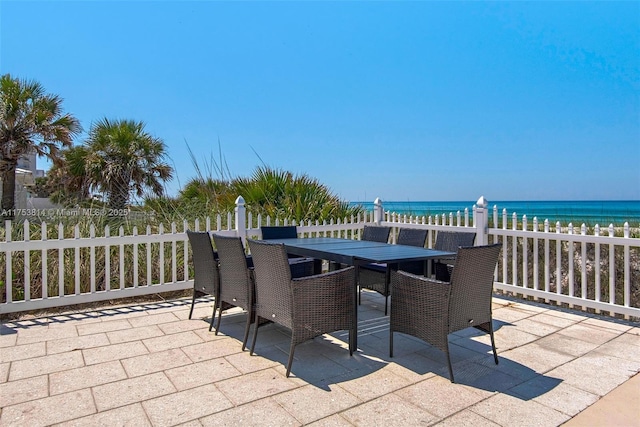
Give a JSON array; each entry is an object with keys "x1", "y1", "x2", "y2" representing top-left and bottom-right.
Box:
[{"x1": 0, "y1": 152, "x2": 44, "y2": 210}]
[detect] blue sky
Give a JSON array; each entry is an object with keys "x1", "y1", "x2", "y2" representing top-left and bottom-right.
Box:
[{"x1": 2, "y1": 1, "x2": 639, "y2": 202}]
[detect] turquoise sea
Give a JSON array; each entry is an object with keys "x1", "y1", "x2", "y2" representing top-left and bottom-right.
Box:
[{"x1": 350, "y1": 200, "x2": 640, "y2": 226}]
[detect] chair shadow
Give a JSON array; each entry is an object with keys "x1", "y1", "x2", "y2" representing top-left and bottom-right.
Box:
[
  {"x1": 211, "y1": 312, "x2": 390, "y2": 391},
  {"x1": 379, "y1": 318, "x2": 563, "y2": 399}
]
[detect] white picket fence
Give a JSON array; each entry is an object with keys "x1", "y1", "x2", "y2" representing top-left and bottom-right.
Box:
[{"x1": 1, "y1": 196, "x2": 638, "y2": 319}]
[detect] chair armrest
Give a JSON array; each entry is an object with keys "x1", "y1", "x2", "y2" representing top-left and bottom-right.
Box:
[{"x1": 292, "y1": 267, "x2": 355, "y2": 309}]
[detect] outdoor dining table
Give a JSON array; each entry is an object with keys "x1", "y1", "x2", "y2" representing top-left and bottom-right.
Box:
[{"x1": 263, "y1": 237, "x2": 455, "y2": 350}]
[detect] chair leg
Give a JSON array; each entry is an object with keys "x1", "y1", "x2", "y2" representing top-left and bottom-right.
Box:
[
  {"x1": 250, "y1": 316, "x2": 260, "y2": 356},
  {"x1": 384, "y1": 295, "x2": 388, "y2": 316},
  {"x1": 285, "y1": 339, "x2": 296, "y2": 377},
  {"x1": 188, "y1": 291, "x2": 197, "y2": 319},
  {"x1": 489, "y1": 325, "x2": 499, "y2": 365},
  {"x1": 241, "y1": 312, "x2": 252, "y2": 351},
  {"x1": 445, "y1": 342, "x2": 455, "y2": 383},
  {"x1": 214, "y1": 305, "x2": 223, "y2": 335},
  {"x1": 358, "y1": 287, "x2": 361, "y2": 305},
  {"x1": 389, "y1": 330, "x2": 394, "y2": 358},
  {"x1": 208, "y1": 300, "x2": 217, "y2": 332}
]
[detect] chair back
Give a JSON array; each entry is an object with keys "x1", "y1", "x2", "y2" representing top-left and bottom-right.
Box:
[
  {"x1": 434, "y1": 231, "x2": 476, "y2": 252},
  {"x1": 186, "y1": 230, "x2": 219, "y2": 296},
  {"x1": 447, "y1": 244, "x2": 502, "y2": 333},
  {"x1": 261, "y1": 226, "x2": 298, "y2": 239},
  {"x1": 247, "y1": 239, "x2": 294, "y2": 329},
  {"x1": 362, "y1": 225, "x2": 391, "y2": 243},
  {"x1": 396, "y1": 228, "x2": 429, "y2": 274},
  {"x1": 396, "y1": 228, "x2": 428, "y2": 247},
  {"x1": 212, "y1": 234, "x2": 252, "y2": 309}
]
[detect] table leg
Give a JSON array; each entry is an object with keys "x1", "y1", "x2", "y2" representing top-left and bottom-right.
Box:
[{"x1": 352, "y1": 264, "x2": 359, "y2": 352}]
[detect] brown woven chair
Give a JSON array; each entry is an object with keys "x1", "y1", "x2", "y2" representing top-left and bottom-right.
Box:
[
  {"x1": 247, "y1": 239, "x2": 355, "y2": 377},
  {"x1": 433, "y1": 231, "x2": 476, "y2": 281},
  {"x1": 211, "y1": 234, "x2": 255, "y2": 350},
  {"x1": 186, "y1": 231, "x2": 219, "y2": 322},
  {"x1": 389, "y1": 243, "x2": 502, "y2": 383},
  {"x1": 358, "y1": 228, "x2": 428, "y2": 315}
]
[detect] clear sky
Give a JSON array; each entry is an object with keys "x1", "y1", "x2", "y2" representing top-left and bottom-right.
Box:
[{"x1": 2, "y1": 1, "x2": 639, "y2": 203}]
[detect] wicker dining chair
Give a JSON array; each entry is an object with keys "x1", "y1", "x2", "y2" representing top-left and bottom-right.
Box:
[
  {"x1": 211, "y1": 234, "x2": 255, "y2": 350},
  {"x1": 260, "y1": 225, "x2": 318, "y2": 275},
  {"x1": 186, "y1": 231, "x2": 219, "y2": 322},
  {"x1": 362, "y1": 225, "x2": 391, "y2": 243},
  {"x1": 247, "y1": 239, "x2": 356, "y2": 377},
  {"x1": 389, "y1": 243, "x2": 502, "y2": 383},
  {"x1": 358, "y1": 228, "x2": 428, "y2": 315},
  {"x1": 433, "y1": 231, "x2": 476, "y2": 281},
  {"x1": 260, "y1": 225, "x2": 298, "y2": 240}
]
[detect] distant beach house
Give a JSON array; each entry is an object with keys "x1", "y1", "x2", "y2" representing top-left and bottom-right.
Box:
[{"x1": 0, "y1": 152, "x2": 45, "y2": 210}]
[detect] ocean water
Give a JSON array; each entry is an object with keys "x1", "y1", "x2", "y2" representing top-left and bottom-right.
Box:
[{"x1": 350, "y1": 200, "x2": 640, "y2": 226}]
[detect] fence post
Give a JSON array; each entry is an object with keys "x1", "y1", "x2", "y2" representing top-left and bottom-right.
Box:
[
  {"x1": 374, "y1": 197, "x2": 384, "y2": 225},
  {"x1": 235, "y1": 196, "x2": 247, "y2": 244},
  {"x1": 475, "y1": 195, "x2": 489, "y2": 245}
]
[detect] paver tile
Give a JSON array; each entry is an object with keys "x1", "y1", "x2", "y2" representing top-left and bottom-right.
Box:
[
  {"x1": 0, "y1": 389, "x2": 96, "y2": 427},
  {"x1": 341, "y1": 392, "x2": 437, "y2": 426},
  {"x1": 534, "y1": 333, "x2": 599, "y2": 357},
  {"x1": 55, "y1": 403, "x2": 152, "y2": 427},
  {"x1": 395, "y1": 375, "x2": 488, "y2": 418},
  {"x1": 106, "y1": 324, "x2": 164, "y2": 344},
  {"x1": 274, "y1": 383, "x2": 361, "y2": 425},
  {"x1": 127, "y1": 311, "x2": 181, "y2": 328},
  {"x1": 82, "y1": 340, "x2": 148, "y2": 365},
  {"x1": 433, "y1": 409, "x2": 501, "y2": 426},
  {"x1": 143, "y1": 383, "x2": 234, "y2": 426},
  {"x1": 509, "y1": 375, "x2": 599, "y2": 416},
  {"x1": 555, "y1": 323, "x2": 620, "y2": 345},
  {"x1": 469, "y1": 392, "x2": 571, "y2": 427},
  {"x1": 121, "y1": 348, "x2": 192, "y2": 377},
  {"x1": 158, "y1": 318, "x2": 211, "y2": 334},
  {"x1": 8, "y1": 350, "x2": 85, "y2": 380},
  {"x1": 49, "y1": 360, "x2": 127, "y2": 395},
  {"x1": 526, "y1": 312, "x2": 582, "y2": 329},
  {"x1": 581, "y1": 317, "x2": 633, "y2": 332},
  {"x1": 46, "y1": 333, "x2": 110, "y2": 354},
  {"x1": 0, "y1": 330, "x2": 17, "y2": 348},
  {"x1": 181, "y1": 337, "x2": 242, "y2": 362},
  {"x1": 550, "y1": 351, "x2": 640, "y2": 396},
  {"x1": 305, "y1": 414, "x2": 353, "y2": 426},
  {"x1": 594, "y1": 336, "x2": 640, "y2": 362},
  {"x1": 200, "y1": 397, "x2": 301, "y2": 427},
  {"x1": 0, "y1": 375, "x2": 48, "y2": 407},
  {"x1": 76, "y1": 319, "x2": 131, "y2": 336},
  {"x1": 165, "y1": 357, "x2": 242, "y2": 391},
  {"x1": 142, "y1": 330, "x2": 204, "y2": 353},
  {"x1": 512, "y1": 317, "x2": 563, "y2": 337},
  {"x1": 92, "y1": 372, "x2": 177, "y2": 411},
  {"x1": 337, "y1": 365, "x2": 410, "y2": 401},
  {"x1": 14, "y1": 325, "x2": 78, "y2": 345},
  {"x1": 224, "y1": 347, "x2": 281, "y2": 374},
  {"x1": 215, "y1": 368, "x2": 298, "y2": 405},
  {"x1": 0, "y1": 341, "x2": 46, "y2": 362},
  {"x1": 499, "y1": 343, "x2": 575, "y2": 374}
]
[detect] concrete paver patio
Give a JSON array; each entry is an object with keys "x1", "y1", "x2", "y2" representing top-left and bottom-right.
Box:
[{"x1": 1, "y1": 292, "x2": 639, "y2": 427}]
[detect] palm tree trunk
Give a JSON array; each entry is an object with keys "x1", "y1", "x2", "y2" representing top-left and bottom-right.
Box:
[
  {"x1": 107, "y1": 184, "x2": 129, "y2": 213},
  {"x1": 1, "y1": 161, "x2": 17, "y2": 221}
]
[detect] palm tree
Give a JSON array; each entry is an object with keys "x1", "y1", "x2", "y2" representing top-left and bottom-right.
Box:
[
  {"x1": 84, "y1": 118, "x2": 173, "y2": 212},
  {"x1": 47, "y1": 145, "x2": 91, "y2": 205},
  {"x1": 0, "y1": 74, "x2": 81, "y2": 220},
  {"x1": 232, "y1": 166, "x2": 362, "y2": 222}
]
